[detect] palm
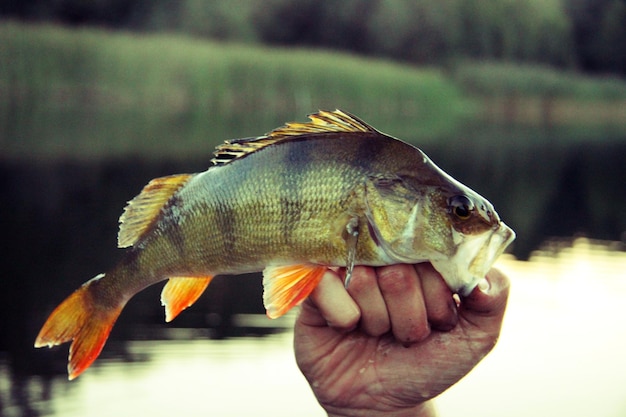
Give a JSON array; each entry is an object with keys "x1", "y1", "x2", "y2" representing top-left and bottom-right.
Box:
[
  {"x1": 295, "y1": 308, "x2": 492, "y2": 412},
  {"x1": 293, "y1": 266, "x2": 509, "y2": 415}
]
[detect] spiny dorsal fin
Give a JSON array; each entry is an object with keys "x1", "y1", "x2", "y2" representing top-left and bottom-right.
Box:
[
  {"x1": 118, "y1": 174, "x2": 193, "y2": 248},
  {"x1": 268, "y1": 109, "x2": 377, "y2": 139},
  {"x1": 211, "y1": 109, "x2": 378, "y2": 166}
]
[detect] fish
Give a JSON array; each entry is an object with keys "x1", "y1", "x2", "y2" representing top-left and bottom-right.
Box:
[{"x1": 34, "y1": 109, "x2": 515, "y2": 380}]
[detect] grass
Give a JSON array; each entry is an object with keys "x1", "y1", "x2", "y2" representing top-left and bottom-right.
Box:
[
  {"x1": 1, "y1": 21, "x2": 626, "y2": 161},
  {"x1": 451, "y1": 60, "x2": 626, "y2": 99},
  {"x1": 449, "y1": 60, "x2": 626, "y2": 134},
  {"x1": 0, "y1": 21, "x2": 464, "y2": 160}
]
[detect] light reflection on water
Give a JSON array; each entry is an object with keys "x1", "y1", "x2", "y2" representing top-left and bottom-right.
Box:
[
  {"x1": 2, "y1": 238, "x2": 626, "y2": 417},
  {"x1": 439, "y1": 238, "x2": 626, "y2": 417},
  {"x1": 69, "y1": 335, "x2": 322, "y2": 417},
  {"x1": 2, "y1": 333, "x2": 321, "y2": 417}
]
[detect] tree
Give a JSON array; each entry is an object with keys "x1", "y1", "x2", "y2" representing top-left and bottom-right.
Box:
[{"x1": 564, "y1": 0, "x2": 626, "y2": 75}]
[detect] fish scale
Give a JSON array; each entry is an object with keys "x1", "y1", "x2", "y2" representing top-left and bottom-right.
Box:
[
  {"x1": 35, "y1": 110, "x2": 515, "y2": 380},
  {"x1": 181, "y1": 140, "x2": 360, "y2": 269}
]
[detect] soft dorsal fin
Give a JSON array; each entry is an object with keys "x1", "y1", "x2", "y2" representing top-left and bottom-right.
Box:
[
  {"x1": 118, "y1": 174, "x2": 193, "y2": 248},
  {"x1": 211, "y1": 109, "x2": 378, "y2": 166}
]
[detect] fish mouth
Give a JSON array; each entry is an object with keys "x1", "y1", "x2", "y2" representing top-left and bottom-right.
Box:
[{"x1": 431, "y1": 222, "x2": 515, "y2": 295}]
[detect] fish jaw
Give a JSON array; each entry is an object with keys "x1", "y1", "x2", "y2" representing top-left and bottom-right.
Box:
[{"x1": 431, "y1": 222, "x2": 515, "y2": 295}]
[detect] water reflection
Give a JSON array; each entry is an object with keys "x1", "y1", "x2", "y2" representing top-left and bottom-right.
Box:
[
  {"x1": 439, "y1": 238, "x2": 626, "y2": 417},
  {"x1": 1, "y1": 332, "x2": 321, "y2": 417},
  {"x1": 2, "y1": 238, "x2": 626, "y2": 417}
]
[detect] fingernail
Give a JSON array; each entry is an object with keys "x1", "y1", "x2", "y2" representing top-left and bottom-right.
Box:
[{"x1": 477, "y1": 278, "x2": 490, "y2": 294}]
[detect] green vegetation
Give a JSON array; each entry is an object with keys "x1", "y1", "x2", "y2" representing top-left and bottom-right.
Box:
[
  {"x1": 452, "y1": 60, "x2": 626, "y2": 99},
  {"x1": 450, "y1": 60, "x2": 626, "y2": 136},
  {"x1": 254, "y1": 0, "x2": 575, "y2": 67},
  {"x1": 5, "y1": 0, "x2": 626, "y2": 75},
  {"x1": 0, "y1": 21, "x2": 465, "y2": 159},
  {"x1": 1, "y1": 21, "x2": 626, "y2": 160}
]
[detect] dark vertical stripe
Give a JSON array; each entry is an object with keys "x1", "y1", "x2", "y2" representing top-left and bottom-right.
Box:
[
  {"x1": 354, "y1": 134, "x2": 387, "y2": 172},
  {"x1": 279, "y1": 140, "x2": 314, "y2": 248},
  {"x1": 120, "y1": 247, "x2": 142, "y2": 277},
  {"x1": 215, "y1": 202, "x2": 237, "y2": 266},
  {"x1": 279, "y1": 196, "x2": 304, "y2": 249},
  {"x1": 161, "y1": 195, "x2": 187, "y2": 258}
]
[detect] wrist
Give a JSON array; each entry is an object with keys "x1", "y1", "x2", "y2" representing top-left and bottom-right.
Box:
[{"x1": 326, "y1": 400, "x2": 437, "y2": 417}]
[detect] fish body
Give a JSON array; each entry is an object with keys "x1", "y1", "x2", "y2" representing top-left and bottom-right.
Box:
[{"x1": 35, "y1": 110, "x2": 515, "y2": 379}]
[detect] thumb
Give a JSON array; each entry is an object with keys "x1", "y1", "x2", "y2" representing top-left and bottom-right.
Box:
[{"x1": 459, "y1": 268, "x2": 510, "y2": 334}]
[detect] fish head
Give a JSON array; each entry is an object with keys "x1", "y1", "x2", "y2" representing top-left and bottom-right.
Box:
[
  {"x1": 366, "y1": 151, "x2": 515, "y2": 295},
  {"x1": 425, "y1": 188, "x2": 516, "y2": 295}
]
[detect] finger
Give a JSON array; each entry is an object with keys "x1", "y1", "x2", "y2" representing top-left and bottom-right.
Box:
[
  {"x1": 459, "y1": 268, "x2": 510, "y2": 334},
  {"x1": 346, "y1": 266, "x2": 390, "y2": 336},
  {"x1": 306, "y1": 269, "x2": 361, "y2": 331},
  {"x1": 416, "y1": 263, "x2": 458, "y2": 331},
  {"x1": 377, "y1": 264, "x2": 430, "y2": 344}
]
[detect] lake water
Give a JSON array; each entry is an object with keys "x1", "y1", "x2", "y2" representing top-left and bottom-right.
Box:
[{"x1": 2, "y1": 237, "x2": 626, "y2": 417}]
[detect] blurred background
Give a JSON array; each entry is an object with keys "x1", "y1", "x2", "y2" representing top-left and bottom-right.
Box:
[{"x1": 1, "y1": 1, "x2": 625, "y2": 416}]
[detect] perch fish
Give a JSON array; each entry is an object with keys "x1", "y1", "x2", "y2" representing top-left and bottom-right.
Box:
[{"x1": 35, "y1": 110, "x2": 515, "y2": 379}]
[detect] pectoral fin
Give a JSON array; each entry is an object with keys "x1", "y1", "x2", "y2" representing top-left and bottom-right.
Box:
[
  {"x1": 161, "y1": 276, "x2": 213, "y2": 322},
  {"x1": 263, "y1": 264, "x2": 327, "y2": 319}
]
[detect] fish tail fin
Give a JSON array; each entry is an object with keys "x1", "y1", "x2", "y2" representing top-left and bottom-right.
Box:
[{"x1": 34, "y1": 273, "x2": 124, "y2": 380}]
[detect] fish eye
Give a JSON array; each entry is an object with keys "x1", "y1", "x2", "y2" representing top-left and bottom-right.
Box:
[{"x1": 449, "y1": 195, "x2": 474, "y2": 220}]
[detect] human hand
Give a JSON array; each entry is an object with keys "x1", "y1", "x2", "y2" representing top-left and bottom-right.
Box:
[{"x1": 294, "y1": 263, "x2": 510, "y2": 417}]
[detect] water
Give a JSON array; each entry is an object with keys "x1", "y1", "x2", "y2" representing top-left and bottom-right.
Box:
[
  {"x1": 438, "y1": 238, "x2": 626, "y2": 417},
  {"x1": 2, "y1": 334, "x2": 320, "y2": 417},
  {"x1": 2, "y1": 237, "x2": 626, "y2": 417}
]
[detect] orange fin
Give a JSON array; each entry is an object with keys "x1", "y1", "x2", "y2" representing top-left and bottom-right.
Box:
[
  {"x1": 161, "y1": 276, "x2": 213, "y2": 322},
  {"x1": 211, "y1": 110, "x2": 378, "y2": 165},
  {"x1": 268, "y1": 109, "x2": 377, "y2": 138},
  {"x1": 118, "y1": 174, "x2": 194, "y2": 248},
  {"x1": 34, "y1": 274, "x2": 123, "y2": 380},
  {"x1": 263, "y1": 264, "x2": 327, "y2": 319}
]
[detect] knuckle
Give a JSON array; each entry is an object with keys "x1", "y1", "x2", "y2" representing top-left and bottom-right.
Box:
[
  {"x1": 378, "y1": 267, "x2": 414, "y2": 295},
  {"x1": 428, "y1": 301, "x2": 459, "y2": 331},
  {"x1": 347, "y1": 267, "x2": 375, "y2": 296}
]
